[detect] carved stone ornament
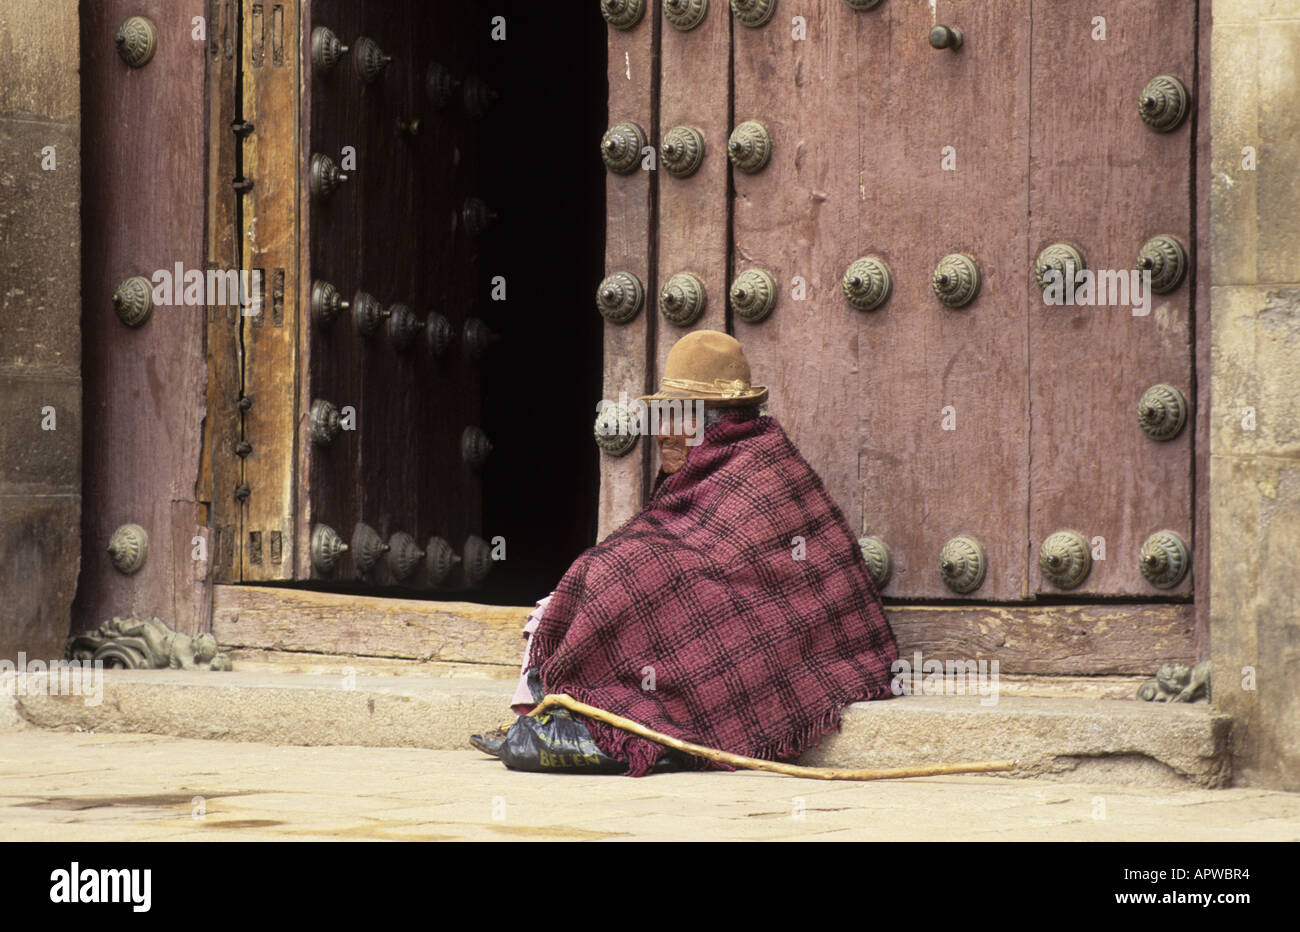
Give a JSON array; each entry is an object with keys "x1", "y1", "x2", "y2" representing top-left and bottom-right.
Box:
[
  {"x1": 1137, "y1": 383, "x2": 1188, "y2": 441},
  {"x1": 464, "y1": 534, "x2": 494, "y2": 587},
  {"x1": 310, "y1": 279, "x2": 349, "y2": 327},
  {"x1": 661, "y1": 125, "x2": 706, "y2": 178},
  {"x1": 932, "y1": 253, "x2": 981, "y2": 308},
  {"x1": 1139, "y1": 530, "x2": 1190, "y2": 589},
  {"x1": 463, "y1": 74, "x2": 498, "y2": 118},
  {"x1": 594, "y1": 402, "x2": 641, "y2": 457},
  {"x1": 354, "y1": 36, "x2": 391, "y2": 83},
  {"x1": 1034, "y1": 242, "x2": 1086, "y2": 291},
  {"x1": 462, "y1": 196, "x2": 498, "y2": 235},
  {"x1": 730, "y1": 267, "x2": 777, "y2": 323},
  {"x1": 842, "y1": 256, "x2": 892, "y2": 312},
  {"x1": 387, "y1": 532, "x2": 425, "y2": 580},
  {"x1": 113, "y1": 276, "x2": 154, "y2": 327},
  {"x1": 309, "y1": 398, "x2": 342, "y2": 446},
  {"x1": 310, "y1": 523, "x2": 349, "y2": 573},
  {"x1": 387, "y1": 303, "x2": 420, "y2": 351},
  {"x1": 353, "y1": 290, "x2": 388, "y2": 336},
  {"x1": 351, "y1": 522, "x2": 389, "y2": 573},
  {"x1": 463, "y1": 318, "x2": 499, "y2": 361},
  {"x1": 1136, "y1": 234, "x2": 1188, "y2": 294},
  {"x1": 596, "y1": 271, "x2": 645, "y2": 324},
  {"x1": 731, "y1": 0, "x2": 777, "y2": 27},
  {"x1": 425, "y1": 536, "x2": 462, "y2": 586},
  {"x1": 1137, "y1": 660, "x2": 1211, "y2": 703},
  {"x1": 115, "y1": 16, "x2": 157, "y2": 68},
  {"x1": 107, "y1": 523, "x2": 148, "y2": 575},
  {"x1": 601, "y1": 121, "x2": 648, "y2": 174},
  {"x1": 462, "y1": 426, "x2": 493, "y2": 469},
  {"x1": 601, "y1": 0, "x2": 647, "y2": 30},
  {"x1": 1038, "y1": 530, "x2": 1092, "y2": 590},
  {"x1": 67, "y1": 616, "x2": 232, "y2": 671},
  {"x1": 311, "y1": 26, "x2": 349, "y2": 73},
  {"x1": 857, "y1": 536, "x2": 893, "y2": 590},
  {"x1": 664, "y1": 0, "x2": 709, "y2": 31},
  {"x1": 309, "y1": 153, "x2": 348, "y2": 200},
  {"x1": 660, "y1": 272, "x2": 707, "y2": 326},
  {"x1": 939, "y1": 535, "x2": 987, "y2": 594},
  {"x1": 426, "y1": 312, "x2": 454, "y2": 356},
  {"x1": 426, "y1": 61, "x2": 458, "y2": 108},
  {"x1": 1138, "y1": 74, "x2": 1189, "y2": 133},
  {"x1": 728, "y1": 120, "x2": 772, "y2": 173}
]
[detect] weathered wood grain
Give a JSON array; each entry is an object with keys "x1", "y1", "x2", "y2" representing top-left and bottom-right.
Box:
[{"x1": 1192, "y1": 0, "x2": 1210, "y2": 659}]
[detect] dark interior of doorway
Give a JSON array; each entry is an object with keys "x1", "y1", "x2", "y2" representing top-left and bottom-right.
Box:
[{"x1": 472, "y1": 2, "x2": 607, "y2": 604}]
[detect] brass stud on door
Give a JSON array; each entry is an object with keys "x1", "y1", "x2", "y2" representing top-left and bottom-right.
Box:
[
  {"x1": 310, "y1": 27, "x2": 349, "y2": 73},
  {"x1": 310, "y1": 524, "x2": 349, "y2": 574},
  {"x1": 661, "y1": 126, "x2": 705, "y2": 178},
  {"x1": 115, "y1": 16, "x2": 157, "y2": 68},
  {"x1": 107, "y1": 524, "x2": 148, "y2": 575},
  {"x1": 1038, "y1": 530, "x2": 1092, "y2": 590},
  {"x1": 354, "y1": 36, "x2": 391, "y2": 83},
  {"x1": 842, "y1": 257, "x2": 892, "y2": 312},
  {"x1": 463, "y1": 75, "x2": 498, "y2": 118},
  {"x1": 843, "y1": 0, "x2": 883, "y2": 9},
  {"x1": 595, "y1": 403, "x2": 641, "y2": 457},
  {"x1": 1139, "y1": 530, "x2": 1190, "y2": 589},
  {"x1": 309, "y1": 154, "x2": 348, "y2": 200},
  {"x1": 387, "y1": 532, "x2": 425, "y2": 581},
  {"x1": 1137, "y1": 384, "x2": 1188, "y2": 441},
  {"x1": 463, "y1": 318, "x2": 500, "y2": 361},
  {"x1": 939, "y1": 536, "x2": 986, "y2": 594},
  {"x1": 1034, "y1": 242, "x2": 1086, "y2": 291},
  {"x1": 731, "y1": 0, "x2": 777, "y2": 28},
  {"x1": 426, "y1": 62, "x2": 459, "y2": 108},
  {"x1": 387, "y1": 304, "x2": 420, "y2": 351},
  {"x1": 353, "y1": 290, "x2": 388, "y2": 337},
  {"x1": 113, "y1": 276, "x2": 155, "y2": 327},
  {"x1": 310, "y1": 280, "x2": 349, "y2": 327},
  {"x1": 1138, "y1": 75, "x2": 1189, "y2": 133},
  {"x1": 928, "y1": 25, "x2": 963, "y2": 51},
  {"x1": 932, "y1": 254, "x2": 980, "y2": 307},
  {"x1": 601, "y1": 0, "x2": 647, "y2": 30},
  {"x1": 462, "y1": 197, "x2": 498, "y2": 236},
  {"x1": 730, "y1": 268, "x2": 777, "y2": 323},
  {"x1": 426, "y1": 313, "x2": 454, "y2": 356},
  {"x1": 309, "y1": 399, "x2": 342, "y2": 446},
  {"x1": 597, "y1": 271, "x2": 645, "y2": 324},
  {"x1": 351, "y1": 522, "x2": 389, "y2": 573},
  {"x1": 857, "y1": 536, "x2": 893, "y2": 590},
  {"x1": 464, "y1": 535, "x2": 494, "y2": 586},
  {"x1": 425, "y1": 536, "x2": 462, "y2": 586},
  {"x1": 1136, "y1": 235, "x2": 1188, "y2": 294},
  {"x1": 728, "y1": 121, "x2": 772, "y2": 173},
  {"x1": 601, "y1": 122, "x2": 648, "y2": 174},
  {"x1": 660, "y1": 272, "x2": 707, "y2": 326},
  {"x1": 462, "y1": 426, "x2": 493, "y2": 469},
  {"x1": 664, "y1": 0, "x2": 709, "y2": 31}
]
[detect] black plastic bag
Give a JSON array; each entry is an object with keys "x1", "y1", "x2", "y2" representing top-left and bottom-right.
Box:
[{"x1": 498, "y1": 706, "x2": 630, "y2": 774}]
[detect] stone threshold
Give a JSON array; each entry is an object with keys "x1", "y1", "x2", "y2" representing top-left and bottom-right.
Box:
[{"x1": 9, "y1": 669, "x2": 1232, "y2": 788}]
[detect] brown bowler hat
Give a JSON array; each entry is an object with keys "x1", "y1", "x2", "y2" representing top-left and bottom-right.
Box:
[{"x1": 639, "y1": 330, "x2": 769, "y2": 407}]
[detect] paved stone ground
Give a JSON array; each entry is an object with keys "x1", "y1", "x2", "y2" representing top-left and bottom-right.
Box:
[{"x1": 2, "y1": 730, "x2": 1298, "y2": 841}]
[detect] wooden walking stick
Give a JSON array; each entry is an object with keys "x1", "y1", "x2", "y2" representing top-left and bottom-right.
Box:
[{"x1": 530, "y1": 694, "x2": 1017, "y2": 781}]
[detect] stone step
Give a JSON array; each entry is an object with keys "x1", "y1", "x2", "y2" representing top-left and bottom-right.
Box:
[{"x1": 9, "y1": 670, "x2": 1232, "y2": 787}]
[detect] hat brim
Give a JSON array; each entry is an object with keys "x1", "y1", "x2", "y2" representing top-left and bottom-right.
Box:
[{"x1": 636, "y1": 386, "x2": 768, "y2": 408}]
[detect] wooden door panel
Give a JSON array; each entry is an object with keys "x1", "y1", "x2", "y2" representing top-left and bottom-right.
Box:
[{"x1": 1028, "y1": 0, "x2": 1195, "y2": 597}]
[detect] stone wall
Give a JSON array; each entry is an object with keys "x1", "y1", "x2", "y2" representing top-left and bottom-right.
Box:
[
  {"x1": 0, "y1": 2, "x2": 82, "y2": 661},
  {"x1": 1210, "y1": 0, "x2": 1300, "y2": 790}
]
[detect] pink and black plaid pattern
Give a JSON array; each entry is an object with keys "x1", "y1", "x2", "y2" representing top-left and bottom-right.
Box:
[{"x1": 527, "y1": 409, "x2": 898, "y2": 777}]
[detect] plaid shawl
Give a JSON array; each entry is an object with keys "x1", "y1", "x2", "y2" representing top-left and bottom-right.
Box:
[{"x1": 527, "y1": 408, "x2": 898, "y2": 776}]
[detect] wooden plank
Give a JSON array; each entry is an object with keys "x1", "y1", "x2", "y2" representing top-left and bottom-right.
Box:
[
  {"x1": 892, "y1": 673, "x2": 1152, "y2": 702},
  {"x1": 211, "y1": 585, "x2": 530, "y2": 664},
  {"x1": 225, "y1": 649, "x2": 518, "y2": 679},
  {"x1": 598, "y1": 0, "x2": 659, "y2": 539},
  {"x1": 1192, "y1": 0, "x2": 1210, "y2": 659},
  {"x1": 1028, "y1": 0, "x2": 1195, "y2": 596}
]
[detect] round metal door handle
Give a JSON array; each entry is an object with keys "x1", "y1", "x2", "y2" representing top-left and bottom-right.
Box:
[
  {"x1": 115, "y1": 16, "x2": 157, "y2": 68},
  {"x1": 387, "y1": 532, "x2": 425, "y2": 581},
  {"x1": 310, "y1": 524, "x2": 349, "y2": 574},
  {"x1": 857, "y1": 536, "x2": 893, "y2": 590},
  {"x1": 309, "y1": 153, "x2": 348, "y2": 200},
  {"x1": 661, "y1": 125, "x2": 705, "y2": 178},
  {"x1": 601, "y1": 121, "x2": 647, "y2": 174},
  {"x1": 354, "y1": 36, "x2": 391, "y2": 83},
  {"x1": 1137, "y1": 235, "x2": 1188, "y2": 294},
  {"x1": 309, "y1": 399, "x2": 341, "y2": 446},
  {"x1": 597, "y1": 271, "x2": 645, "y2": 324},
  {"x1": 939, "y1": 535, "x2": 986, "y2": 594},
  {"x1": 731, "y1": 0, "x2": 777, "y2": 28},
  {"x1": 351, "y1": 522, "x2": 389, "y2": 573},
  {"x1": 113, "y1": 276, "x2": 155, "y2": 327},
  {"x1": 425, "y1": 536, "x2": 462, "y2": 586},
  {"x1": 462, "y1": 426, "x2": 493, "y2": 469},
  {"x1": 842, "y1": 257, "x2": 892, "y2": 312},
  {"x1": 595, "y1": 403, "x2": 641, "y2": 457},
  {"x1": 310, "y1": 26, "x2": 349, "y2": 72},
  {"x1": 1139, "y1": 75, "x2": 1189, "y2": 133},
  {"x1": 1137, "y1": 383, "x2": 1188, "y2": 441},
  {"x1": 664, "y1": 0, "x2": 708, "y2": 31},
  {"x1": 929, "y1": 25, "x2": 963, "y2": 50},
  {"x1": 464, "y1": 535, "x2": 494, "y2": 586},
  {"x1": 1034, "y1": 242, "x2": 1086, "y2": 292},
  {"x1": 730, "y1": 268, "x2": 776, "y2": 323},
  {"x1": 660, "y1": 272, "x2": 707, "y2": 326},
  {"x1": 352, "y1": 290, "x2": 388, "y2": 337},
  {"x1": 107, "y1": 523, "x2": 148, "y2": 575},
  {"x1": 1038, "y1": 530, "x2": 1092, "y2": 590},
  {"x1": 387, "y1": 304, "x2": 420, "y2": 351},
  {"x1": 932, "y1": 254, "x2": 980, "y2": 307},
  {"x1": 310, "y1": 280, "x2": 349, "y2": 328},
  {"x1": 1139, "y1": 530, "x2": 1190, "y2": 589},
  {"x1": 601, "y1": 0, "x2": 647, "y2": 30},
  {"x1": 728, "y1": 120, "x2": 772, "y2": 174}
]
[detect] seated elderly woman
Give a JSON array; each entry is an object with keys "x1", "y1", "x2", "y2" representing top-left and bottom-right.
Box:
[{"x1": 471, "y1": 330, "x2": 898, "y2": 776}]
